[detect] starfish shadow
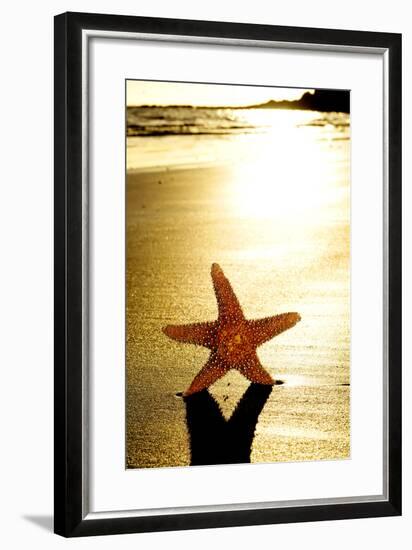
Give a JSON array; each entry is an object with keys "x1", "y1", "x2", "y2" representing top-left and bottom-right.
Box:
[{"x1": 184, "y1": 383, "x2": 273, "y2": 466}]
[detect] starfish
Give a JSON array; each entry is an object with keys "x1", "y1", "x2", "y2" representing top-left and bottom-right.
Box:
[{"x1": 163, "y1": 263, "x2": 301, "y2": 397}]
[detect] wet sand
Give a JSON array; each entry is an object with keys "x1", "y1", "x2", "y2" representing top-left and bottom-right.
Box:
[{"x1": 126, "y1": 160, "x2": 350, "y2": 468}]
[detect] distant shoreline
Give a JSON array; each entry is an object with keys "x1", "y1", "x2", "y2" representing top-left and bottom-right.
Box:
[{"x1": 128, "y1": 90, "x2": 350, "y2": 114}]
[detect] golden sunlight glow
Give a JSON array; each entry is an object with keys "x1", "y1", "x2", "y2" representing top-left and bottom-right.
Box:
[{"x1": 230, "y1": 111, "x2": 331, "y2": 222}]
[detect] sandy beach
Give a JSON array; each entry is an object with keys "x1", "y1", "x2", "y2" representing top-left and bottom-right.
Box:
[{"x1": 126, "y1": 156, "x2": 350, "y2": 468}]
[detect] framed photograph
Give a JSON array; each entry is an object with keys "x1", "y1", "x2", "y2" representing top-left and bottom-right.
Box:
[{"x1": 54, "y1": 12, "x2": 402, "y2": 537}]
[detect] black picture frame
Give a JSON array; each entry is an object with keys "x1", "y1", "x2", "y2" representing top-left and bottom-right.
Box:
[{"x1": 54, "y1": 11, "x2": 402, "y2": 537}]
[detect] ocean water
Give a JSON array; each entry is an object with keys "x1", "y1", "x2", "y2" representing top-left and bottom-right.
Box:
[
  {"x1": 127, "y1": 106, "x2": 349, "y2": 170},
  {"x1": 126, "y1": 106, "x2": 350, "y2": 469}
]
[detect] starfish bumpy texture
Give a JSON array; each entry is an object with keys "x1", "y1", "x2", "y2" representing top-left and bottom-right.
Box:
[{"x1": 163, "y1": 263, "x2": 301, "y2": 397}]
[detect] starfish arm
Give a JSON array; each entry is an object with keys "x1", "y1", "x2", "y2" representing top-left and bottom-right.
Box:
[
  {"x1": 238, "y1": 353, "x2": 275, "y2": 385},
  {"x1": 183, "y1": 354, "x2": 229, "y2": 397},
  {"x1": 163, "y1": 321, "x2": 216, "y2": 348},
  {"x1": 247, "y1": 312, "x2": 301, "y2": 347},
  {"x1": 211, "y1": 263, "x2": 244, "y2": 321}
]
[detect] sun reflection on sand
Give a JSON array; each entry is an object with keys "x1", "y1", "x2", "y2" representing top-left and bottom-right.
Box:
[{"x1": 229, "y1": 120, "x2": 340, "y2": 222}]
